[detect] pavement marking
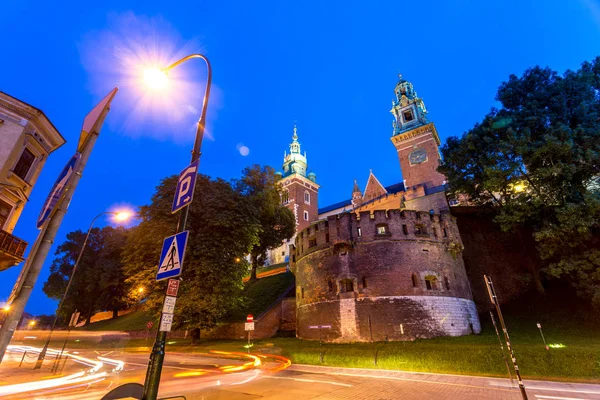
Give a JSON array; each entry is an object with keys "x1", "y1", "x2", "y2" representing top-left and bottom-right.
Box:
[
  {"x1": 491, "y1": 382, "x2": 600, "y2": 395},
  {"x1": 535, "y1": 396, "x2": 585, "y2": 400},
  {"x1": 290, "y1": 368, "x2": 516, "y2": 394},
  {"x1": 263, "y1": 375, "x2": 353, "y2": 387}
]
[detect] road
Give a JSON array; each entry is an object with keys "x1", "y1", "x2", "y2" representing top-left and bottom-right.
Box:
[{"x1": 2, "y1": 347, "x2": 599, "y2": 400}]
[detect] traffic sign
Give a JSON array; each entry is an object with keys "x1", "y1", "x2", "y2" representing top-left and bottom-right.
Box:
[
  {"x1": 166, "y1": 279, "x2": 180, "y2": 296},
  {"x1": 162, "y1": 296, "x2": 177, "y2": 314},
  {"x1": 36, "y1": 153, "x2": 81, "y2": 229},
  {"x1": 172, "y1": 160, "x2": 200, "y2": 214},
  {"x1": 246, "y1": 314, "x2": 253, "y2": 323},
  {"x1": 147, "y1": 321, "x2": 154, "y2": 329},
  {"x1": 159, "y1": 314, "x2": 173, "y2": 332},
  {"x1": 245, "y1": 322, "x2": 255, "y2": 331},
  {"x1": 156, "y1": 231, "x2": 189, "y2": 281}
]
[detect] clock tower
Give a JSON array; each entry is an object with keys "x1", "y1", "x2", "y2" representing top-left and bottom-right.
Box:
[{"x1": 390, "y1": 74, "x2": 446, "y2": 190}]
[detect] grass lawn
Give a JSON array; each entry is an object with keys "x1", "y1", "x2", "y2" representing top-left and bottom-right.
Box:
[{"x1": 78, "y1": 310, "x2": 157, "y2": 331}]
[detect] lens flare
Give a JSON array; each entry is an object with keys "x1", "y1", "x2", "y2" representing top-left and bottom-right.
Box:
[{"x1": 144, "y1": 68, "x2": 169, "y2": 90}]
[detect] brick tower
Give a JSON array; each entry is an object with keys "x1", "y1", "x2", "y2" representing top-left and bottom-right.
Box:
[
  {"x1": 269, "y1": 125, "x2": 319, "y2": 265},
  {"x1": 390, "y1": 75, "x2": 448, "y2": 212}
]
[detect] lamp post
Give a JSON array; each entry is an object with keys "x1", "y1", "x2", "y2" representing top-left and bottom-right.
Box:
[
  {"x1": 35, "y1": 210, "x2": 133, "y2": 369},
  {"x1": 141, "y1": 54, "x2": 212, "y2": 400}
]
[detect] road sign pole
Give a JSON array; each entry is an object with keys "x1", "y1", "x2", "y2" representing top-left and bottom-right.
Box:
[
  {"x1": 0, "y1": 89, "x2": 117, "y2": 364},
  {"x1": 490, "y1": 311, "x2": 514, "y2": 387},
  {"x1": 484, "y1": 275, "x2": 528, "y2": 400}
]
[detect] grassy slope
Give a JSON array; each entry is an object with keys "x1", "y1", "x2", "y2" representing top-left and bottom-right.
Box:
[{"x1": 79, "y1": 310, "x2": 157, "y2": 331}]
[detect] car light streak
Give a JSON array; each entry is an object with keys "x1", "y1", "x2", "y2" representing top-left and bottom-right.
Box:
[{"x1": 0, "y1": 345, "x2": 123, "y2": 397}]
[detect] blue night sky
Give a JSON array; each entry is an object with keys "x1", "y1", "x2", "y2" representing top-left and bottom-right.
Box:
[{"x1": 1, "y1": 0, "x2": 599, "y2": 315}]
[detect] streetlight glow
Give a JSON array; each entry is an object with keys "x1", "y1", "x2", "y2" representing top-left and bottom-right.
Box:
[
  {"x1": 29, "y1": 321, "x2": 36, "y2": 326},
  {"x1": 114, "y1": 211, "x2": 133, "y2": 222},
  {"x1": 3, "y1": 306, "x2": 9, "y2": 312},
  {"x1": 138, "y1": 287, "x2": 145, "y2": 294},
  {"x1": 143, "y1": 68, "x2": 169, "y2": 90}
]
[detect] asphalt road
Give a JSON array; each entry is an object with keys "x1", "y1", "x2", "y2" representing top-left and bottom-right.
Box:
[{"x1": 3, "y1": 349, "x2": 600, "y2": 400}]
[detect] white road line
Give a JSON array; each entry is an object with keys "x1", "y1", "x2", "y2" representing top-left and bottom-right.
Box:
[
  {"x1": 264, "y1": 375, "x2": 353, "y2": 387},
  {"x1": 126, "y1": 361, "x2": 199, "y2": 371},
  {"x1": 535, "y1": 395, "x2": 585, "y2": 400},
  {"x1": 491, "y1": 382, "x2": 600, "y2": 395}
]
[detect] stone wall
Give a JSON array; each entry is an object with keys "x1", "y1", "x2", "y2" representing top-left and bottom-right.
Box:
[{"x1": 291, "y1": 209, "x2": 480, "y2": 342}]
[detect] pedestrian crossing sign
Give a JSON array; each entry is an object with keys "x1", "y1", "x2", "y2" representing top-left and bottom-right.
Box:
[{"x1": 156, "y1": 231, "x2": 189, "y2": 281}]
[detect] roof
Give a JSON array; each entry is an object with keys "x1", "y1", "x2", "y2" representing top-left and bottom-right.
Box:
[{"x1": 318, "y1": 182, "x2": 406, "y2": 215}]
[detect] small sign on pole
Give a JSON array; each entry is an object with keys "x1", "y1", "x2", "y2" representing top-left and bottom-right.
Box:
[
  {"x1": 147, "y1": 321, "x2": 154, "y2": 330},
  {"x1": 246, "y1": 314, "x2": 254, "y2": 323},
  {"x1": 156, "y1": 231, "x2": 189, "y2": 281},
  {"x1": 159, "y1": 314, "x2": 174, "y2": 332},
  {"x1": 245, "y1": 322, "x2": 255, "y2": 331},
  {"x1": 172, "y1": 160, "x2": 200, "y2": 214},
  {"x1": 162, "y1": 296, "x2": 177, "y2": 314},
  {"x1": 166, "y1": 279, "x2": 180, "y2": 296}
]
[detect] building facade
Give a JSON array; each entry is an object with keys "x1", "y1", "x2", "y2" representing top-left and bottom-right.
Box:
[
  {"x1": 289, "y1": 75, "x2": 480, "y2": 341},
  {"x1": 0, "y1": 92, "x2": 65, "y2": 271}
]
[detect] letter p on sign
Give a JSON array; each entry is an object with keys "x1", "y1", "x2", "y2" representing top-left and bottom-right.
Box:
[{"x1": 172, "y1": 160, "x2": 200, "y2": 214}]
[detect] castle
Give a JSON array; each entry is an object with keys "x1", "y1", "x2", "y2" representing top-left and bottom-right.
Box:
[{"x1": 272, "y1": 75, "x2": 481, "y2": 342}]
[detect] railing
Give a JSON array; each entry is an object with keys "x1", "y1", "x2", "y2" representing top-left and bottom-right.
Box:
[{"x1": 0, "y1": 229, "x2": 27, "y2": 259}]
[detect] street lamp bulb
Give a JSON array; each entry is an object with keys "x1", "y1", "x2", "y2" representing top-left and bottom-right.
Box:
[
  {"x1": 138, "y1": 287, "x2": 144, "y2": 293},
  {"x1": 144, "y1": 68, "x2": 169, "y2": 90},
  {"x1": 513, "y1": 183, "x2": 525, "y2": 193},
  {"x1": 114, "y1": 211, "x2": 132, "y2": 222},
  {"x1": 29, "y1": 320, "x2": 36, "y2": 326},
  {"x1": 3, "y1": 306, "x2": 10, "y2": 311},
  {"x1": 235, "y1": 257, "x2": 241, "y2": 263}
]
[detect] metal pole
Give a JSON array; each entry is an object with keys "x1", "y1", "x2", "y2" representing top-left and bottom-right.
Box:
[
  {"x1": 490, "y1": 311, "x2": 514, "y2": 386},
  {"x1": 536, "y1": 323, "x2": 549, "y2": 351},
  {"x1": 319, "y1": 328, "x2": 323, "y2": 363},
  {"x1": 0, "y1": 99, "x2": 113, "y2": 363},
  {"x1": 484, "y1": 275, "x2": 528, "y2": 400},
  {"x1": 53, "y1": 327, "x2": 72, "y2": 374},
  {"x1": 142, "y1": 54, "x2": 211, "y2": 400},
  {"x1": 36, "y1": 212, "x2": 114, "y2": 369}
]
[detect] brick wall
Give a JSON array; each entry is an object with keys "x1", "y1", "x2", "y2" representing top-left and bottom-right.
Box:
[{"x1": 291, "y1": 209, "x2": 480, "y2": 342}]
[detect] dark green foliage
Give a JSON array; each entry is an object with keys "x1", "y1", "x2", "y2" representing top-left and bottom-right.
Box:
[
  {"x1": 122, "y1": 174, "x2": 261, "y2": 331},
  {"x1": 234, "y1": 165, "x2": 296, "y2": 281},
  {"x1": 42, "y1": 226, "x2": 130, "y2": 325},
  {"x1": 439, "y1": 57, "x2": 600, "y2": 305}
]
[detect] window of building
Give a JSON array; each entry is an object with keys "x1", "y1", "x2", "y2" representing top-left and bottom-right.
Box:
[
  {"x1": 433, "y1": 227, "x2": 438, "y2": 238},
  {"x1": 444, "y1": 276, "x2": 451, "y2": 290},
  {"x1": 301, "y1": 287, "x2": 305, "y2": 298},
  {"x1": 13, "y1": 148, "x2": 36, "y2": 181},
  {"x1": 376, "y1": 224, "x2": 388, "y2": 235},
  {"x1": 362, "y1": 276, "x2": 367, "y2": 289},
  {"x1": 425, "y1": 276, "x2": 438, "y2": 291},
  {"x1": 403, "y1": 109, "x2": 414, "y2": 122},
  {"x1": 328, "y1": 280, "x2": 334, "y2": 292},
  {"x1": 0, "y1": 199, "x2": 12, "y2": 229},
  {"x1": 415, "y1": 224, "x2": 427, "y2": 235},
  {"x1": 411, "y1": 273, "x2": 418, "y2": 288},
  {"x1": 340, "y1": 279, "x2": 354, "y2": 293},
  {"x1": 325, "y1": 233, "x2": 330, "y2": 243},
  {"x1": 281, "y1": 251, "x2": 285, "y2": 256},
  {"x1": 309, "y1": 238, "x2": 317, "y2": 248},
  {"x1": 402, "y1": 224, "x2": 408, "y2": 235},
  {"x1": 304, "y1": 191, "x2": 310, "y2": 204},
  {"x1": 357, "y1": 227, "x2": 362, "y2": 237},
  {"x1": 281, "y1": 190, "x2": 289, "y2": 204},
  {"x1": 443, "y1": 227, "x2": 448, "y2": 237},
  {"x1": 304, "y1": 210, "x2": 309, "y2": 221},
  {"x1": 315, "y1": 224, "x2": 319, "y2": 231}
]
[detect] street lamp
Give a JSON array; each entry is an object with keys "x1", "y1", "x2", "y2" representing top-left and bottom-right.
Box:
[
  {"x1": 35, "y1": 210, "x2": 134, "y2": 369},
  {"x1": 141, "y1": 54, "x2": 211, "y2": 400}
]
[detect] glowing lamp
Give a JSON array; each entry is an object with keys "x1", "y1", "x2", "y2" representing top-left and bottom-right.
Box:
[
  {"x1": 29, "y1": 320, "x2": 36, "y2": 326},
  {"x1": 143, "y1": 68, "x2": 169, "y2": 90},
  {"x1": 114, "y1": 211, "x2": 133, "y2": 222},
  {"x1": 513, "y1": 183, "x2": 525, "y2": 193},
  {"x1": 138, "y1": 287, "x2": 145, "y2": 293},
  {"x1": 3, "y1": 306, "x2": 10, "y2": 311}
]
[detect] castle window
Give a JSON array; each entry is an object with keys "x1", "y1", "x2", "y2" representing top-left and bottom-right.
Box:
[
  {"x1": 425, "y1": 276, "x2": 438, "y2": 291},
  {"x1": 411, "y1": 273, "x2": 418, "y2": 288},
  {"x1": 309, "y1": 238, "x2": 317, "y2": 248},
  {"x1": 304, "y1": 191, "x2": 311, "y2": 205},
  {"x1": 415, "y1": 224, "x2": 427, "y2": 235},
  {"x1": 444, "y1": 276, "x2": 451, "y2": 290},
  {"x1": 357, "y1": 227, "x2": 362, "y2": 237},
  {"x1": 13, "y1": 147, "x2": 36, "y2": 182},
  {"x1": 325, "y1": 233, "x2": 330, "y2": 243},
  {"x1": 301, "y1": 287, "x2": 305, "y2": 299},
  {"x1": 376, "y1": 224, "x2": 389, "y2": 235},
  {"x1": 340, "y1": 279, "x2": 354, "y2": 293},
  {"x1": 328, "y1": 280, "x2": 334, "y2": 292},
  {"x1": 402, "y1": 109, "x2": 414, "y2": 122},
  {"x1": 315, "y1": 224, "x2": 319, "y2": 231},
  {"x1": 443, "y1": 227, "x2": 448, "y2": 237},
  {"x1": 362, "y1": 276, "x2": 367, "y2": 289},
  {"x1": 402, "y1": 224, "x2": 408, "y2": 235},
  {"x1": 281, "y1": 190, "x2": 289, "y2": 204},
  {"x1": 304, "y1": 211, "x2": 309, "y2": 221},
  {"x1": 281, "y1": 251, "x2": 285, "y2": 256}
]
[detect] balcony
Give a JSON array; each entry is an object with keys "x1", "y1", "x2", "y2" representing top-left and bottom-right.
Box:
[{"x1": 0, "y1": 230, "x2": 27, "y2": 271}]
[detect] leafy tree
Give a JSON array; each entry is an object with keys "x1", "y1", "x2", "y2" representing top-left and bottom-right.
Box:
[
  {"x1": 439, "y1": 57, "x2": 600, "y2": 304},
  {"x1": 122, "y1": 174, "x2": 260, "y2": 331},
  {"x1": 42, "y1": 226, "x2": 131, "y2": 325},
  {"x1": 234, "y1": 165, "x2": 296, "y2": 281}
]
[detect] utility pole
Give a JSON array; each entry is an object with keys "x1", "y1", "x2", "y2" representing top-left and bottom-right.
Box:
[
  {"x1": 484, "y1": 275, "x2": 528, "y2": 400},
  {"x1": 0, "y1": 89, "x2": 118, "y2": 363}
]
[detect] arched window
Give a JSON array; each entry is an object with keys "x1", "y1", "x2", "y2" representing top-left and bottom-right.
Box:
[
  {"x1": 340, "y1": 279, "x2": 354, "y2": 293},
  {"x1": 304, "y1": 191, "x2": 310, "y2": 204},
  {"x1": 304, "y1": 210, "x2": 309, "y2": 221},
  {"x1": 425, "y1": 275, "x2": 438, "y2": 291},
  {"x1": 281, "y1": 190, "x2": 289, "y2": 204}
]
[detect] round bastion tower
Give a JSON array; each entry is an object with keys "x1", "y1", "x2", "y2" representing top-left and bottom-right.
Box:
[{"x1": 290, "y1": 209, "x2": 481, "y2": 342}]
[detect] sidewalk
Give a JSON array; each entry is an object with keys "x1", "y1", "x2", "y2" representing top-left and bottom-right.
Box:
[
  {"x1": 288, "y1": 364, "x2": 600, "y2": 400},
  {"x1": 0, "y1": 356, "x2": 81, "y2": 386}
]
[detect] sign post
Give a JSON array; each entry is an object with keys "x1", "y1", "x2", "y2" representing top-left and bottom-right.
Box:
[
  {"x1": 308, "y1": 325, "x2": 331, "y2": 363},
  {"x1": 245, "y1": 314, "x2": 254, "y2": 353},
  {"x1": 484, "y1": 275, "x2": 528, "y2": 400}
]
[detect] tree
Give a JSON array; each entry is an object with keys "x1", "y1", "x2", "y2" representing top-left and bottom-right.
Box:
[
  {"x1": 234, "y1": 165, "x2": 296, "y2": 281},
  {"x1": 42, "y1": 226, "x2": 131, "y2": 325},
  {"x1": 439, "y1": 57, "x2": 600, "y2": 304},
  {"x1": 122, "y1": 174, "x2": 261, "y2": 331}
]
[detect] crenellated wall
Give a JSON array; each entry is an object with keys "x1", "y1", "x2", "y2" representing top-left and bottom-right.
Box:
[{"x1": 290, "y1": 209, "x2": 480, "y2": 342}]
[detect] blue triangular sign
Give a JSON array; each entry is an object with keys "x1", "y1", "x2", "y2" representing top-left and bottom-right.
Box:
[{"x1": 156, "y1": 231, "x2": 189, "y2": 281}]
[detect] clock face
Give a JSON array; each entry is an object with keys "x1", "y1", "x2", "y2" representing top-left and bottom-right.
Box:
[{"x1": 409, "y1": 148, "x2": 427, "y2": 165}]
